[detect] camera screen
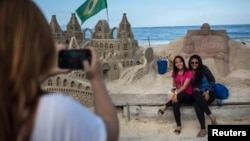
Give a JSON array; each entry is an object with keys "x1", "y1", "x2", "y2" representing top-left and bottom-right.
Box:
[{"x1": 58, "y1": 49, "x2": 91, "y2": 69}]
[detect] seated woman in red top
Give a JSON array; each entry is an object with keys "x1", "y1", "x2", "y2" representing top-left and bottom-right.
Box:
[{"x1": 158, "y1": 55, "x2": 193, "y2": 135}]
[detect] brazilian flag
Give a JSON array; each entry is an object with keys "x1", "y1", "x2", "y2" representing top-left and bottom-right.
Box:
[{"x1": 76, "y1": 0, "x2": 107, "y2": 25}]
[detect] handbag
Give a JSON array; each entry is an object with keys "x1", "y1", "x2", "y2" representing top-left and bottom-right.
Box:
[{"x1": 213, "y1": 83, "x2": 229, "y2": 106}]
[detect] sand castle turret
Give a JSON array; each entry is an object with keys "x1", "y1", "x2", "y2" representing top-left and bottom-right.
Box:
[
  {"x1": 65, "y1": 13, "x2": 84, "y2": 45},
  {"x1": 93, "y1": 20, "x2": 111, "y2": 39},
  {"x1": 49, "y1": 15, "x2": 64, "y2": 44},
  {"x1": 118, "y1": 13, "x2": 134, "y2": 39},
  {"x1": 49, "y1": 13, "x2": 84, "y2": 46},
  {"x1": 66, "y1": 13, "x2": 81, "y2": 31}
]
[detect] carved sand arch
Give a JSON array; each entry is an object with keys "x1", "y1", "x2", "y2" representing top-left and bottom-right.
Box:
[
  {"x1": 111, "y1": 27, "x2": 118, "y2": 39},
  {"x1": 82, "y1": 28, "x2": 93, "y2": 40},
  {"x1": 102, "y1": 63, "x2": 111, "y2": 80}
]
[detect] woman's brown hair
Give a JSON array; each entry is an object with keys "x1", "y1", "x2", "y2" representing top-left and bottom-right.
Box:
[{"x1": 0, "y1": 0, "x2": 56, "y2": 140}]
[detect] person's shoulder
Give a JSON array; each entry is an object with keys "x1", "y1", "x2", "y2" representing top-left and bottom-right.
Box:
[
  {"x1": 33, "y1": 93, "x2": 106, "y2": 141},
  {"x1": 184, "y1": 69, "x2": 192, "y2": 77},
  {"x1": 39, "y1": 92, "x2": 75, "y2": 105},
  {"x1": 185, "y1": 69, "x2": 192, "y2": 74},
  {"x1": 38, "y1": 92, "x2": 104, "y2": 127},
  {"x1": 39, "y1": 92, "x2": 88, "y2": 112},
  {"x1": 202, "y1": 65, "x2": 209, "y2": 69},
  {"x1": 202, "y1": 65, "x2": 212, "y2": 72}
]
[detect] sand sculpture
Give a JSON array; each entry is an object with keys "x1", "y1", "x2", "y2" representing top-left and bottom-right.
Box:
[
  {"x1": 181, "y1": 23, "x2": 230, "y2": 76},
  {"x1": 42, "y1": 13, "x2": 249, "y2": 107},
  {"x1": 42, "y1": 13, "x2": 154, "y2": 106}
]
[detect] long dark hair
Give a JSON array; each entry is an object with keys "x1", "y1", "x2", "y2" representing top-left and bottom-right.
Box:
[
  {"x1": 188, "y1": 54, "x2": 204, "y2": 86},
  {"x1": 0, "y1": 0, "x2": 56, "y2": 140},
  {"x1": 172, "y1": 55, "x2": 189, "y2": 77}
]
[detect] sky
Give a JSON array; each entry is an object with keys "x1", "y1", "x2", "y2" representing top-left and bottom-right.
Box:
[{"x1": 34, "y1": 0, "x2": 250, "y2": 28}]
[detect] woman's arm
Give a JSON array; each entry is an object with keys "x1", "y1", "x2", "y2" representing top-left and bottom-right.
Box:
[
  {"x1": 172, "y1": 77, "x2": 176, "y2": 88},
  {"x1": 203, "y1": 65, "x2": 215, "y2": 91},
  {"x1": 83, "y1": 46, "x2": 119, "y2": 141},
  {"x1": 175, "y1": 71, "x2": 192, "y2": 94}
]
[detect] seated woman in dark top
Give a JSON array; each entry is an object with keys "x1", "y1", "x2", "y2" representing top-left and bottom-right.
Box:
[{"x1": 188, "y1": 54, "x2": 217, "y2": 137}]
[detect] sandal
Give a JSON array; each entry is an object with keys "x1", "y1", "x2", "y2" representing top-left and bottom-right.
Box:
[
  {"x1": 158, "y1": 109, "x2": 164, "y2": 115},
  {"x1": 197, "y1": 129, "x2": 207, "y2": 137},
  {"x1": 174, "y1": 127, "x2": 181, "y2": 135},
  {"x1": 157, "y1": 105, "x2": 167, "y2": 115}
]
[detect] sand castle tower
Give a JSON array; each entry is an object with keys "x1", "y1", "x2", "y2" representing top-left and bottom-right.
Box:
[
  {"x1": 83, "y1": 13, "x2": 141, "y2": 80},
  {"x1": 50, "y1": 13, "x2": 84, "y2": 46},
  {"x1": 49, "y1": 15, "x2": 64, "y2": 44}
]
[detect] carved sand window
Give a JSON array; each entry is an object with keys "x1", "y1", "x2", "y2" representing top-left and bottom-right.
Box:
[
  {"x1": 86, "y1": 86, "x2": 90, "y2": 91},
  {"x1": 63, "y1": 79, "x2": 67, "y2": 86},
  {"x1": 56, "y1": 77, "x2": 61, "y2": 86},
  {"x1": 98, "y1": 26, "x2": 102, "y2": 32},
  {"x1": 48, "y1": 79, "x2": 52, "y2": 86},
  {"x1": 105, "y1": 43, "x2": 108, "y2": 49},
  {"x1": 71, "y1": 81, "x2": 75, "y2": 87},
  {"x1": 78, "y1": 84, "x2": 83, "y2": 89},
  {"x1": 103, "y1": 52, "x2": 106, "y2": 58},
  {"x1": 124, "y1": 52, "x2": 128, "y2": 58},
  {"x1": 123, "y1": 44, "x2": 127, "y2": 50},
  {"x1": 114, "y1": 64, "x2": 117, "y2": 70}
]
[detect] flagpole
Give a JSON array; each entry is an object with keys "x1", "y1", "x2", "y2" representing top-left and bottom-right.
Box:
[{"x1": 106, "y1": 6, "x2": 109, "y2": 24}]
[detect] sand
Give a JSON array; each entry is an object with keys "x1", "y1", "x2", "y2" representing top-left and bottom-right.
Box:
[
  {"x1": 105, "y1": 38, "x2": 250, "y2": 140},
  {"x1": 106, "y1": 38, "x2": 250, "y2": 95}
]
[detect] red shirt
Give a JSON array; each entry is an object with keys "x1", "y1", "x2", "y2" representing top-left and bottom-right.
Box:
[{"x1": 171, "y1": 70, "x2": 193, "y2": 95}]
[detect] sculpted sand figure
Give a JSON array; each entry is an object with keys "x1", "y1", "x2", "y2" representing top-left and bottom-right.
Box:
[{"x1": 182, "y1": 23, "x2": 230, "y2": 76}]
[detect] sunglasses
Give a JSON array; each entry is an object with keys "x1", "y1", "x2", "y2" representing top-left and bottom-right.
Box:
[{"x1": 191, "y1": 61, "x2": 199, "y2": 65}]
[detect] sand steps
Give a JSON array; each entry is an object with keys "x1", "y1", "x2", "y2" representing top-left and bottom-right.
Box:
[
  {"x1": 110, "y1": 93, "x2": 250, "y2": 121},
  {"x1": 110, "y1": 93, "x2": 250, "y2": 107}
]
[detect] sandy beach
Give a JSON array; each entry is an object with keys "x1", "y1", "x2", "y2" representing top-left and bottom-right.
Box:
[{"x1": 105, "y1": 37, "x2": 250, "y2": 140}]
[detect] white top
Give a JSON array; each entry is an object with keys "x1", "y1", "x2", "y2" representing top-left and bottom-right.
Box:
[{"x1": 30, "y1": 93, "x2": 107, "y2": 141}]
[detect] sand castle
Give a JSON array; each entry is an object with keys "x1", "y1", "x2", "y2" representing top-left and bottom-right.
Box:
[{"x1": 41, "y1": 13, "x2": 154, "y2": 106}]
